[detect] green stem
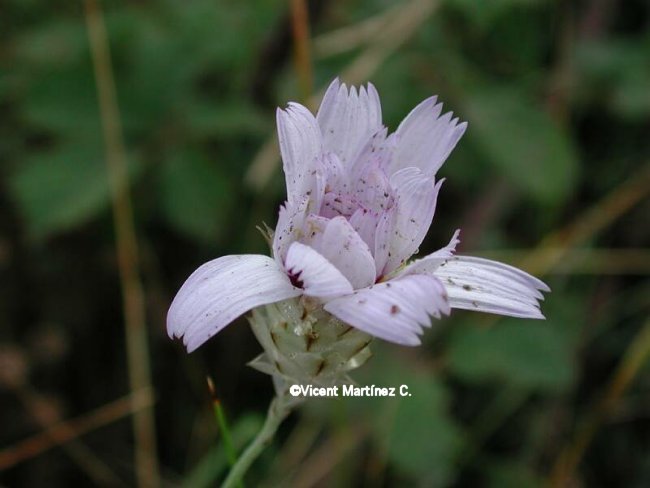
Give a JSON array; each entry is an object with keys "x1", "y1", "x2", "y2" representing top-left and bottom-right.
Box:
[
  {"x1": 221, "y1": 395, "x2": 293, "y2": 488},
  {"x1": 213, "y1": 400, "x2": 239, "y2": 474}
]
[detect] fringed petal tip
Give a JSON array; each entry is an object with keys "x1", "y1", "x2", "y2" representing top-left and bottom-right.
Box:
[
  {"x1": 167, "y1": 254, "x2": 301, "y2": 352},
  {"x1": 392, "y1": 96, "x2": 468, "y2": 176},
  {"x1": 432, "y1": 255, "x2": 549, "y2": 320}
]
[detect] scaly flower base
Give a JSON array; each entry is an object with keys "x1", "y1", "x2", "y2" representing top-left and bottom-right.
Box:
[
  {"x1": 248, "y1": 297, "x2": 373, "y2": 396},
  {"x1": 221, "y1": 298, "x2": 373, "y2": 486}
]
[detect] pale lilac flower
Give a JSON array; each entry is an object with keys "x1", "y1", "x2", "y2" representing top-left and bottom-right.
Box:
[{"x1": 168, "y1": 79, "x2": 549, "y2": 352}]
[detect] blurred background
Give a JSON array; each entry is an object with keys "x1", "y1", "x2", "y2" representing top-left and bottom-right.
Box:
[{"x1": 1, "y1": 0, "x2": 649, "y2": 486}]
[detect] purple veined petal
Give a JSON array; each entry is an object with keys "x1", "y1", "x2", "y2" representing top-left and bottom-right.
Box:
[
  {"x1": 348, "y1": 127, "x2": 396, "y2": 183},
  {"x1": 310, "y1": 216, "x2": 376, "y2": 289},
  {"x1": 381, "y1": 169, "x2": 444, "y2": 275},
  {"x1": 352, "y1": 161, "x2": 394, "y2": 214},
  {"x1": 319, "y1": 191, "x2": 358, "y2": 219},
  {"x1": 397, "y1": 229, "x2": 461, "y2": 277},
  {"x1": 285, "y1": 242, "x2": 354, "y2": 298},
  {"x1": 373, "y1": 206, "x2": 397, "y2": 277},
  {"x1": 277, "y1": 102, "x2": 323, "y2": 204},
  {"x1": 273, "y1": 196, "x2": 310, "y2": 265},
  {"x1": 349, "y1": 206, "x2": 380, "y2": 252},
  {"x1": 168, "y1": 255, "x2": 302, "y2": 352},
  {"x1": 388, "y1": 96, "x2": 467, "y2": 177},
  {"x1": 319, "y1": 151, "x2": 347, "y2": 194},
  {"x1": 432, "y1": 255, "x2": 549, "y2": 319},
  {"x1": 324, "y1": 274, "x2": 450, "y2": 346},
  {"x1": 316, "y1": 79, "x2": 383, "y2": 168}
]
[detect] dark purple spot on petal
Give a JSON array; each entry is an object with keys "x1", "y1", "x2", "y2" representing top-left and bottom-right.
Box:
[{"x1": 288, "y1": 269, "x2": 304, "y2": 288}]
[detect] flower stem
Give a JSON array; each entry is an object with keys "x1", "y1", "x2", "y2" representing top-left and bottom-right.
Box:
[{"x1": 221, "y1": 395, "x2": 293, "y2": 488}]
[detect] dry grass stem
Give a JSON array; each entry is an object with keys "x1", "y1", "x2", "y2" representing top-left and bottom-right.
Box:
[
  {"x1": 290, "y1": 0, "x2": 314, "y2": 102},
  {"x1": 9, "y1": 385, "x2": 127, "y2": 486},
  {"x1": 0, "y1": 388, "x2": 154, "y2": 473},
  {"x1": 480, "y1": 248, "x2": 650, "y2": 275},
  {"x1": 312, "y1": 5, "x2": 400, "y2": 58},
  {"x1": 83, "y1": 0, "x2": 160, "y2": 485},
  {"x1": 549, "y1": 318, "x2": 650, "y2": 486},
  {"x1": 521, "y1": 164, "x2": 650, "y2": 275}
]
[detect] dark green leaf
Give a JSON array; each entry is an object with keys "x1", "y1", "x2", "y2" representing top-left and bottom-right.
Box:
[
  {"x1": 387, "y1": 374, "x2": 462, "y2": 485},
  {"x1": 448, "y1": 321, "x2": 574, "y2": 392},
  {"x1": 9, "y1": 140, "x2": 141, "y2": 239},
  {"x1": 486, "y1": 459, "x2": 543, "y2": 488},
  {"x1": 448, "y1": 0, "x2": 543, "y2": 28},
  {"x1": 464, "y1": 87, "x2": 579, "y2": 204},
  {"x1": 22, "y1": 67, "x2": 100, "y2": 135},
  {"x1": 353, "y1": 349, "x2": 462, "y2": 485},
  {"x1": 157, "y1": 148, "x2": 233, "y2": 243}
]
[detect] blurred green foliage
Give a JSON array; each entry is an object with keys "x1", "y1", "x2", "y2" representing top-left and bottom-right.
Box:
[
  {"x1": 464, "y1": 86, "x2": 579, "y2": 204},
  {"x1": 448, "y1": 320, "x2": 574, "y2": 391},
  {"x1": 1, "y1": 0, "x2": 649, "y2": 487}
]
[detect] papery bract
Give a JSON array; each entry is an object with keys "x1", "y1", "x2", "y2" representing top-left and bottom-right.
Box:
[{"x1": 168, "y1": 79, "x2": 549, "y2": 352}]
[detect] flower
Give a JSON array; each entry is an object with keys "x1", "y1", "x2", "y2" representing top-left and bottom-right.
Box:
[{"x1": 168, "y1": 79, "x2": 549, "y2": 353}]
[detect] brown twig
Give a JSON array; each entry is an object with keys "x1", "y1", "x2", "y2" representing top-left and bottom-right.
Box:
[
  {"x1": 520, "y1": 164, "x2": 650, "y2": 275},
  {"x1": 479, "y1": 248, "x2": 650, "y2": 275},
  {"x1": 546, "y1": 0, "x2": 575, "y2": 122},
  {"x1": 0, "y1": 388, "x2": 154, "y2": 472},
  {"x1": 83, "y1": 1, "x2": 160, "y2": 486},
  {"x1": 549, "y1": 318, "x2": 650, "y2": 486},
  {"x1": 8, "y1": 384, "x2": 127, "y2": 486},
  {"x1": 312, "y1": 5, "x2": 400, "y2": 58},
  {"x1": 337, "y1": 0, "x2": 439, "y2": 91},
  {"x1": 290, "y1": 0, "x2": 314, "y2": 103}
]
